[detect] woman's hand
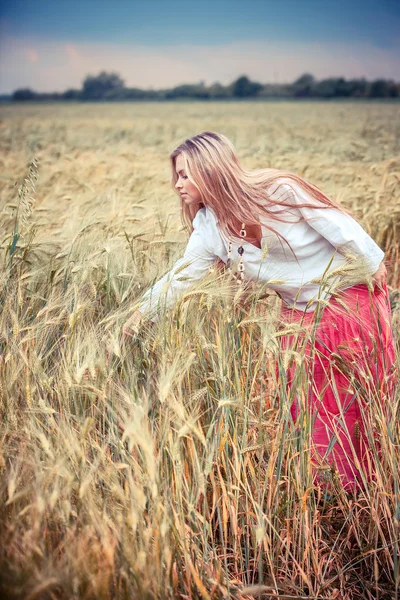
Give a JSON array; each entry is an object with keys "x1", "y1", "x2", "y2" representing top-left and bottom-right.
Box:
[
  {"x1": 121, "y1": 310, "x2": 145, "y2": 342},
  {"x1": 372, "y1": 261, "x2": 387, "y2": 290}
]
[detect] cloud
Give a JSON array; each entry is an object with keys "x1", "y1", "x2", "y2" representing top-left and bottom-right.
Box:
[{"x1": 0, "y1": 35, "x2": 399, "y2": 93}]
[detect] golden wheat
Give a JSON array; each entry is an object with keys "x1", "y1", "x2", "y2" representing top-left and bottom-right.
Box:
[{"x1": 0, "y1": 101, "x2": 399, "y2": 600}]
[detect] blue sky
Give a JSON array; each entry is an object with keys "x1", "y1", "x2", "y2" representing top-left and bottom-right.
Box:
[{"x1": 0, "y1": 0, "x2": 399, "y2": 93}]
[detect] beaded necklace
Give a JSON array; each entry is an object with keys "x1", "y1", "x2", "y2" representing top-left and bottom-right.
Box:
[{"x1": 226, "y1": 222, "x2": 247, "y2": 286}]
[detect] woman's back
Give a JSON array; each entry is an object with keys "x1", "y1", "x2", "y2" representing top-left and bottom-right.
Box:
[{"x1": 206, "y1": 177, "x2": 384, "y2": 311}]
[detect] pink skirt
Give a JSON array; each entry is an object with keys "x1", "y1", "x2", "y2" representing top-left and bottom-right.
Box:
[{"x1": 279, "y1": 283, "x2": 397, "y2": 490}]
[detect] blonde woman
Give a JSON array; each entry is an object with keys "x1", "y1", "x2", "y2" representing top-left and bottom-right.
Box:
[{"x1": 122, "y1": 131, "x2": 396, "y2": 490}]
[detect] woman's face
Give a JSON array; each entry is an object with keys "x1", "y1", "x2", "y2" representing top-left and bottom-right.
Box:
[{"x1": 174, "y1": 154, "x2": 202, "y2": 205}]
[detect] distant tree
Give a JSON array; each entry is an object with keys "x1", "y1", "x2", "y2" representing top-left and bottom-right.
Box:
[
  {"x1": 10, "y1": 71, "x2": 400, "y2": 102},
  {"x1": 81, "y1": 71, "x2": 125, "y2": 100},
  {"x1": 346, "y1": 78, "x2": 369, "y2": 98},
  {"x1": 314, "y1": 77, "x2": 350, "y2": 98},
  {"x1": 370, "y1": 79, "x2": 393, "y2": 98},
  {"x1": 333, "y1": 77, "x2": 351, "y2": 97},
  {"x1": 37, "y1": 93, "x2": 63, "y2": 101},
  {"x1": 232, "y1": 75, "x2": 263, "y2": 97},
  {"x1": 124, "y1": 87, "x2": 160, "y2": 99},
  {"x1": 387, "y1": 80, "x2": 400, "y2": 98},
  {"x1": 208, "y1": 82, "x2": 231, "y2": 98},
  {"x1": 12, "y1": 88, "x2": 36, "y2": 101},
  {"x1": 258, "y1": 83, "x2": 292, "y2": 97},
  {"x1": 63, "y1": 88, "x2": 82, "y2": 100},
  {"x1": 165, "y1": 83, "x2": 210, "y2": 99},
  {"x1": 292, "y1": 73, "x2": 316, "y2": 97}
]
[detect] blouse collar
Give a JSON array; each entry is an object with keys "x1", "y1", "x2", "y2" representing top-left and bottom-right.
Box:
[{"x1": 206, "y1": 205, "x2": 263, "y2": 253}]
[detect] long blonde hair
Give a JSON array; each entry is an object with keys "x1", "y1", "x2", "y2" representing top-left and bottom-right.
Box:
[{"x1": 169, "y1": 131, "x2": 349, "y2": 245}]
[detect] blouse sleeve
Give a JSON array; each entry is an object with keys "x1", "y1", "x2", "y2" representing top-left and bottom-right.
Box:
[
  {"x1": 136, "y1": 208, "x2": 218, "y2": 322},
  {"x1": 282, "y1": 180, "x2": 385, "y2": 273}
]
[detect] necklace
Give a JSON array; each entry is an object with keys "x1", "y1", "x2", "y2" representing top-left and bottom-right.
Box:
[{"x1": 226, "y1": 222, "x2": 247, "y2": 286}]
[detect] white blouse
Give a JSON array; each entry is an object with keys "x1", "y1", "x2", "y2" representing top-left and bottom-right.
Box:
[{"x1": 137, "y1": 178, "x2": 384, "y2": 321}]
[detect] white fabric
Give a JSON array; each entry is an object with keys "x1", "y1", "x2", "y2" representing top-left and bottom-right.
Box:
[{"x1": 137, "y1": 178, "x2": 384, "y2": 321}]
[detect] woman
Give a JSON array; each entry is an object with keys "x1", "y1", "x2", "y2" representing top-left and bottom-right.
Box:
[{"x1": 122, "y1": 131, "x2": 396, "y2": 490}]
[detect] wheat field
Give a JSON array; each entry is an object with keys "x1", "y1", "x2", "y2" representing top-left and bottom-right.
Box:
[{"x1": 0, "y1": 101, "x2": 399, "y2": 599}]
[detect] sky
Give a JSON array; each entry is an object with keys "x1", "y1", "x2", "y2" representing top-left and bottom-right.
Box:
[{"x1": 0, "y1": 0, "x2": 399, "y2": 94}]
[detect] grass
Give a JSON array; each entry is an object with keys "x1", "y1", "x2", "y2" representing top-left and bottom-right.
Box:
[{"x1": 0, "y1": 101, "x2": 399, "y2": 599}]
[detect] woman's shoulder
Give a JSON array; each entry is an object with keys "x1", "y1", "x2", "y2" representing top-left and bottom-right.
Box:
[
  {"x1": 267, "y1": 176, "x2": 298, "y2": 199},
  {"x1": 192, "y1": 205, "x2": 207, "y2": 225},
  {"x1": 193, "y1": 205, "x2": 219, "y2": 230},
  {"x1": 191, "y1": 206, "x2": 223, "y2": 245},
  {"x1": 192, "y1": 206, "x2": 227, "y2": 255}
]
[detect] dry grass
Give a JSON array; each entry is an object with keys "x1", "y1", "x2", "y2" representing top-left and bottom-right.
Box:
[{"x1": 0, "y1": 101, "x2": 399, "y2": 599}]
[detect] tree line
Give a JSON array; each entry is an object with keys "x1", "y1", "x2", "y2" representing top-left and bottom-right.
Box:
[{"x1": 11, "y1": 71, "x2": 400, "y2": 101}]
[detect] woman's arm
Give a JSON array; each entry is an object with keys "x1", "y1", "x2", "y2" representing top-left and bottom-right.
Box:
[
  {"x1": 122, "y1": 253, "x2": 227, "y2": 340},
  {"x1": 131, "y1": 208, "x2": 218, "y2": 324}
]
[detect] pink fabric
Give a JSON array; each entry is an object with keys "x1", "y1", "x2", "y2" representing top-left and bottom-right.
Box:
[{"x1": 279, "y1": 283, "x2": 397, "y2": 490}]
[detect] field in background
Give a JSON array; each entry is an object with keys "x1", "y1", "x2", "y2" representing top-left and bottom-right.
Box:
[{"x1": 0, "y1": 102, "x2": 399, "y2": 599}]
